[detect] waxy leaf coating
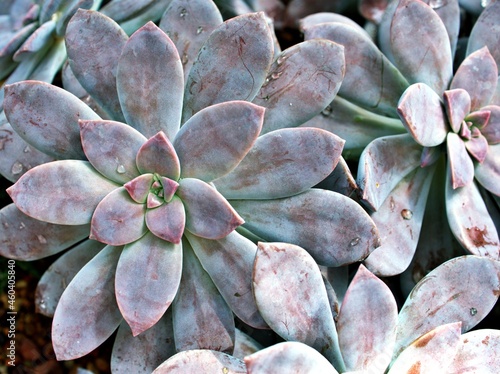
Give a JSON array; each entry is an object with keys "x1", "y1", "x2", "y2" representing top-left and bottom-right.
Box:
[{"x1": 153, "y1": 350, "x2": 245, "y2": 374}]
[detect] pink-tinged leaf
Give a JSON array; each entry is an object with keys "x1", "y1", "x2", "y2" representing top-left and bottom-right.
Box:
[
  {"x1": 476, "y1": 143, "x2": 500, "y2": 196},
  {"x1": 65, "y1": 9, "x2": 127, "y2": 121},
  {"x1": 480, "y1": 105, "x2": 500, "y2": 144},
  {"x1": 253, "y1": 242, "x2": 345, "y2": 370},
  {"x1": 145, "y1": 196, "x2": 185, "y2": 244},
  {"x1": 232, "y1": 189, "x2": 380, "y2": 267},
  {"x1": 358, "y1": 134, "x2": 423, "y2": 211},
  {"x1": 7, "y1": 160, "x2": 119, "y2": 225},
  {"x1": 397, "y1": 83, "x2": 448, "y2": 147},
  {"x1": 300, "y1": 12, "x2": 367, "y2": 32},
  {"x1": 52, "y1": 245, "x2": 123, "y2": 360},
  {"x1": 245, "y1": 341, "x2": 338, "y2": 374},
  {"x1": 117, "y1": 23, "x2": 183, "y2": 140},
  {"x1": 422, "y1": 0, "x2": 461, "y2": 57},
  {"x1": 182, "y1": 12, "x2": 274, "y2": 121},
  {"x1": 450, "y1": 47, "x2": 498, "y2": 111},
  {"x1": 35, "y1": 240, "x2": 104, "y2": 317},
  {"x1": 147, "y1": 193, "x2": 163, "y2": 209},
  {"x1": 337, "y1": 265, "x2": 398, "y2": 373},
  {"x1": 467, "y1": 110, "x2": 491, "y2": 130},
  {"x1": 443, "y1": 89, "x2": 471, "y2": 133},
  {"x1": 4, "y1": 81, "x2": 100, "y2": 159},
  {"x1": 465, "y1": 133, "x2": 489, "y2": 163},
  {"x1": 394, "y1": 255, "x2": 500, "y2": 356},
  {"x1": 358, "y1": 0, "x2": 389, "y2": 24},
  {"x1": 172, "y1": 240, "x2": 235, "y2": 353},
  {"x1": 160, "y1": 177, "x2": 179, "y2": 202},
  {"x1": 90, "y1": 187, "x2": 147, "y2": 246},
  {"x1": 79, "y1": 119, "x2": 146, "y2": 184},
  {"x1": 233, "y1": 329, "x2": 264, "y2": 359},
  {"x1": 253, "y1": 39, "x2": 345, "y2": 133},
  {"x1": 153, "y1": 350, "x2": 246, "y2": 374},
  {"x1": 177, "y1": 178, "x2": 243, "y2": 239},
  {"x1": 136, "y1": 132, "x2": 180, "y2": 181},
  {"x1": 447, "y1": 132, "x2": 475, "y2": 188},
  {"x1": 185, "y1": 231, "x2": 267, "y2": 328},
  {"x1": 214, "y1": 128, "x2": 343, "y2": 199},
  {"x1": 447, "y1": 329, "x2": 500, "y2": 373},
  {"x1": 174, "y1": 101, "x2": 264, "y2": 181},
  {"x1": 125, "y1": 174, "x2": 154, "y2": 204},
  {"x1": 391, "y1": 0, "x2": 453, "y2": 95},
  {"x1": 13, "y1": 19, "x2": 55, "y2": 61},
  {"x1": 467, "y1": 1, "x2": 500, "y2": 67},
  {"x1": 55, "y1": 0, "x2": 94, "y2": 36},
  {"x1": 116, "y1": 232, "x2": 182, "y2": 336},
  {"x1": 316, "y1": 156, "x2": 358, "y2": 197},
  {"x1": 389, "y1": 322, "x2": 462, "y2": 374}
]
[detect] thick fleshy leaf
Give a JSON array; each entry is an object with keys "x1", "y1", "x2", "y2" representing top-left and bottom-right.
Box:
[
  {"x1": 117, "y1": 22, "x2": 183, "y2": 139},
  {"x1": 447, "y1": 132, "x2": 475, "y2": 188},
  {"x1": 300, "y1": 12, "x2": 368, "y2": 33},
  {"x1": 480, "y1": 105, "x2": 500, "y2": 143},
  {"x1": 253, "y1": 39, "x2": 345, "y2": 133},
  {"x1": 253, "y1": 242, "x2": 345, "y2": 370},
  {"x1": 172, "y1": 240, "x2": 235, "y2": 353},
  {"x1": 394, "y1": 255, "x2": 500, "y2": 356},
  {"x1": 8, "y1": 160, "x2": 119, "y2": 225},
  {"x1": 214, "y1": 128, "x2": 343, "y2": 199},
  {"x1": 136, "y1": 131, "x2": 180, "y2": 180},
  {"x1": 99, "y1": 0, "x2": 156, "y2": 22},
  {"x1": 79, "y1": 119, "x2": 146, "y2": 184},
  {"x1": 177, "y1": 178, "x2": 243, "y2": 239},
  {"x1": 245, "y1": 341, "x2": 338, "y2": 374},
  {"x1": 90, "y1": 187, "x2": 147, "y2": 246},
  {"x1": 116, "y1": 232, "x2": 182, "y2": 336},
  {"x1": 443, "y1": 89, "x2": 471, "y2": 133},
  {"x1": 4, "y1": 81, "x2": 100, "y2": 159},
  {"x1": 185, "y1": 231, "x2": 267, "y2": 328},
  {"x1": 182, "y1": 12, "x2": 274, "y2": 121},
  {"x1": 316, "y1": 156, "x2": 358, "y2": 197},
  {"x1": 475, "y1": 143, "x2": 500, "y2": 196},
  {"x1": 284, "y1": 0, "x2": 350, "y2": 27},
  {"x1": 466, "y1": 0, "x2": 500, "y2": 67},
  {"x1": 422, "y1": 0, "x2": 460, "y2": 57},
  {"x1": 55, "y1": 0, "x2": 94, "y2": 36},
  {"x1": 232, "y1": 189, "x2": 380, "y2": 267},
  {"x1": 13, "y1": 19, "x2": 55, "y2": 61},
  {"x1": 66, "y1": 9, "x2": 127, "y2": 121},
  {"x1": 390, "y1": 0, "x2": 453, "y2": 95},
  {"x1": 465, "y1": 132, "x2": 489, "y2": 163},
  {"x1": 174, "y1": 101, "x2": 264, "y2": 181},
  {"x1": 338, "y1": 265, "x2": 397, "y2": 373},
  {"x1": 124, "y1": 173, "x2": 154, "y2": 203},
  {"x1": 52, "y1": 245, "x2": 123, "y2": 360},
  {"x1": 233, "y1": 329, "x2": 264, "y2": 359},
  {"x1": 145, "y1": 196, "x2": 185, "y2": 243},
  {"x1": 153, "y1": 350, "x2": 246, "y2": 374}
]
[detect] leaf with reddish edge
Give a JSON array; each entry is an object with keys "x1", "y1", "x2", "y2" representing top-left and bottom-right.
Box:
[
  {"x1": 390, "y1": 0, "x2": 453, "y2": 95},
  {"x1": 231, "y1": 189, "x2": 380, "y2": 267},
  {"x1": 7, "y1": 160, "x2": 119, "y2": 225},
  {"x1": 182, "y1": 12, "x2": 274, "y2": 121},
  {"x1": 13, "y1": 19, "x2": 55, "y2": 61},
  {"x1": 466, "y1": 0, "x2": 500, "y2": 67},
  {"x1": 124, "y1": 174, "x2": 154, "y2": 204},
  {"x1": 443, "y1": 89, "x2": 471, "y2": 133},
  {"x1": 337, "y1": 265, "x2": 398, "y2": 373},
  {"x1": 357, "y1": 134, "x2": 423, "y2": 211},
  {"x1": 479, "y1": 105, "x2": 500, "y2": 144},
  {"x1": 185, "y1": 231, "x2": 267, "y2": 328},
  {"x1": 253, "y1": 39, "x2": 345, "y2": 133},
  {"x1": 245, "y1": 341, "x2": 339, "y2": 374},
  {"x1": 174, "y1": 101, "x2": 264, "y2": 182},
  {"x1": 136, "y1": 132, "x2": 180, "y2": 181},
  {"x1": 65, "y1": 9, "x2": 127, "y2": 122},
  {"x1": 465, "y1": 133, "x2": 489, "y2": 163},
  {"x1": 475, "y1": 143, "x2": 500, "y2": 196},
  {"x1": 35, "y1": 240, "x2": 104, "y2": 317},
  {"x1": 364, "y1": 165, "x2": 436, "y2": 276},
  {"x1": 393, "y1": 255, "x2": 500, "y2": 357},
  {"x1": 153, "y1": 350, "x2": 245, "y2": 374},
  {"x1": 253, "y1": 242, "x2": 345, "y2": 370},
  {"x1": 79, "y1": 119, "x2": 146, "y2": 184},
  {"x1": 115, "y1": 232, "x2": 182, "y2": 336},
  {"x1": 316, "y1": 156, "x2": 358, "y2": 197},
  {"x1": 145, "y1": 196, "x2": 185, "y2": 243},
  {"x1": 117, "y1": 22, "x2": 183, "y2": 140},
  {"x1": 447, "y1": 132, "x2": 475, "y2": 189},
  {"x1": 389, "y1": 322, "x2": 462, "y2": 374},
  {"x1": 233, "y1": 328, "x2": 264, "y2": 359},
  {"x1": 423, "y1": 0, "x2": 461, "y2": 57},
  {"x1": 90, "y1": 187, "x2": 147, "y2": 246},
  {"x1": 213, "y1": 128, "x2": 343, "y2": 200},
  {"x1": 177, "y1": 178, "x2": 243, "y2": 240},
  {"x1": 52, "y1": 245, "x2": 123, "y2": 360},
  {"x1": 4, "y1": 81, "x2": 100, "y2": 160},
  {"x1": 172, "y1": 239, "x2": 235, "y2": 353}
]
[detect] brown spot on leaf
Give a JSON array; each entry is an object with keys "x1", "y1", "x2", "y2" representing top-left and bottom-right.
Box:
[
  {"x1": 466, "y1": 226, "x2": 496, "y2": 247},
  {"x1": 414, "y1": 330, "x2": 436, "y2": 348},
  {"x1": 482, "y1": 335, "x2": 490, "y2": 345},
  {"x1": 409, "y1": 361, "x2": 421, "y2": 374}
]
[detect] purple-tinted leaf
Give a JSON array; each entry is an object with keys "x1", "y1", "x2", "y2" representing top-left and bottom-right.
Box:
[
  {"x1": 422, "y1": 0, "x2": 460, "y2": 57},
  {"x1": 479, "y1": 105, "x2": 500, "y2": 144},
  {"x1": 13, "y1": 19, "x2": 55, "y2": 61},
  {"x1": 394, "y1": 255, "x2": 500, "y2": 356},
  {"x1": 232, "y1": 189, "x2": 380, "y2": 267},
  {"x1": 79, "y1": 119, "x2": 146, "y2": 184},
  {"x1": 153, "y1": 350, "x2": 245, "y2": 374},
  {"x1": 177, "y1": 178, "x2": 243, "y2": 239},
  {"x1": 65, "y1": 9, "x2": 128, "y2": 121},
  {"x1": 99, "y1": 0, "x2": 156, "y2": 22},
  {"x1": 90, "y1": 187, "x2": 147, "y2": 246},
  {"x1": 174, "y1": 101, "x2": 264, "y2": 181},
  {"x1": 172, "y1": 240, "x2": 235, "y2": 353},
  {"x1": 136, "y1": 132, "x2": 180, "y2": 180},
  {"x1": 467, "y1": 1, "x2": 500, "y2": 67},
  {"x1": 52, "y1": 245, "x2": 123, "y2": 360},
  {"x1": 443, "y1": 89, "x2": 471, "y2": 133},
  {"x1": 284, "y1": 0, "x2": 350, "y2": 27},
  {"x1": 8, "y1": 160, "x2": 119, "y2": 225},
  {"x1": 337, "y1": 265, "x2": 397, "y2": 372},
  {"x1": 4, "y1": 81, "x2": 100, "y2": 159},
  {"x1": 145, "y1": 196, "x2": 185, "y2": 244},
  {"x1": 233, "y1": 328, "x2": 263, "y2": 359},
  {"x1": 358, "y1": 0, "x2": 389, "y2": 24},
  {"x1": 316, "y1": 156, "x2": 358, "y2": 197},
  {"x1": 245, "y1": 341, "x2": 338, "y2": 374},
  {"x1": 39, "y1": 0, "x2": 61, "y2": 24},
  {"x1": 116, "y1": 0, "x2": 172, "y2": 36},
  {"x1": 300, "y1": 12, "x2": 367, "y2": 32},
  {"x1": 56, "y1": 0, "x2": 94, "y2": 36},
  {"x1": 468, "y1": 110, "x2": 492, "y2": 131},
  {"x1": 35, "y1": 240, "x2": 104, "y2": 317},
  {"x1": 182, "y1": 12, "x2": 273, "y2": 121},
  {"x1": 124, "y1": 174, "x2": 154, "y2": 203},
  {"x1": 214, "y1": 128, "x2": 343, "y2": 199},
  {"x1": 253, "y1": 39, "x2": 345, "y2": 133},
  {"x1": 447, "y1": 132, "x2": 475, "y2": 188},
  {"x1": 117, "y1": 22, "x2": 183, "y2": 140},
  {"x1": 475, "y1": 143, "x2": 500, "y2": 196},
  {"x1": 466, "y1": 132, "x2": 489, "y2": 163},
  {"x1": 185, "y1": 231, "x2": 267, "y2": 328},
  {"x1": 116, "y1": 232, "x2": 182, "y2": 336}
]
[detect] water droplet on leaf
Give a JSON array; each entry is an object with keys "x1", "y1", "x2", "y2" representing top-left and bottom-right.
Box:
[
  {"x1": 401, "y1": 209, "x2": 413, "y2": 220},
  {"x1": 23, "y1": 146, "x2": 30, "y2": 153},
  {"x1": 11, "y1": 162, "x2": 23, "y2": 175},
  {"x1": 37, "y1": 235, "x2": 47, "y2": 244},
  {"x1": 196, "y1": 26, "x2": 203, "y2": 34},
  {"x1": 349, "y1": 237, "x2": 361, "y2": 246},
  {"x1": 19, "y1": 222, "x2": 26, "y2": 229},
  {"x1": 429, "y1": 0, "x2": 444, "y2": 8},
  {"x1": 116, "y1": 165, "x2": 126, "y2": 174},
  {"x1": 481, "y1": 0, "x2": 491, "y2": 7},
  {"x1": 322, "y1": 105, "x2": 332, "y2": 116},
  {"x1": 179, "y1": 8, "x2": 188, "y2": 17},
  {"x1": 470, "y1": 307, "x2": 478, "y2": 316},
  {"x1": 181, "y1": 53, "x2": 188, "y2": 65}
]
